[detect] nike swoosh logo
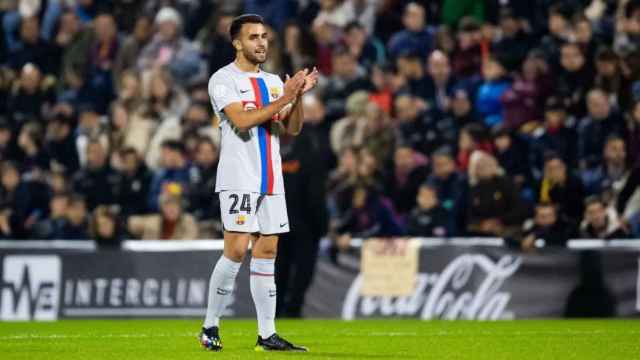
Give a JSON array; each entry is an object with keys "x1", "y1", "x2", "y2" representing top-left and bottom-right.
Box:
[
  {"x1": 268, "y1": 290, "x2": 277, "y2": 297},
  {"x1": 240, "y1": 89, "x2": 250, "y2": 94},
  {"x1": 279, "y1": 223, "x2": 288, "y2": 228}
]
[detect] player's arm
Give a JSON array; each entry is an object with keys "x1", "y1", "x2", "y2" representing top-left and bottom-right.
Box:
[
  {"x1": 223, "y1": 72, "x2": 305, "y2": 132},
  {"x1": 281, "y1": 68, "x2": 319, "y2": 136}
]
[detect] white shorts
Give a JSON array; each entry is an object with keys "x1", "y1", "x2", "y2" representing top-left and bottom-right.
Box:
[{"x1": 219, "y1": 191, "x2": 290, "y2": 235}]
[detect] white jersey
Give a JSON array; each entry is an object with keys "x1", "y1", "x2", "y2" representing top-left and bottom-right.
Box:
[{"x1": 208, "y1": 62, "x2": 285, "y2": 195}]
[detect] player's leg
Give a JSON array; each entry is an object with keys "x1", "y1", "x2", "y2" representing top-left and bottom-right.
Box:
[
  {"x1": 200, "y1": 191, "x2": 259, "y2": 351},
  {"x1": 251, "y1": 194, "x2": 306, "y2": 351}
]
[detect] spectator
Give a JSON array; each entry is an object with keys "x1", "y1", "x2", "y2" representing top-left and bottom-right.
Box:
[
  {"x1": 8, "y1": 16, "x2": 56, "y2": 74},
  {"x1": 301, "y1": 94, "x2": 333, "y2": 167},
  {"x1": 198, "y1": 12, "x2": 235, "y2": 74},
  {"x1": 282, "y1": 21, "x2": 317, "y2": 75},
  {"x1": 556, "y1": 42, "x2": 592, "y2": 118},
  {"x1": 385, "y1": 146, "x2": 428, "y2": 216},
  {"x1": 536, "y1": 154, "x2": 585, "y2": 223},
  {"x1": 388, "y1": 2, "x2": 435, "y2": 60},
  {"x1": 128, "y1": 193, "x2": 198, "y2": 240},
  {"x1": 75, "y1": 104, "x2": 109, "y2": 167},
  {"x1": 627, "y1": 100, "x2": 640, "y2": 166},
  {"x1": 466, "y1": 151, "x2": 526, "y2": 237},
  {"x1": 6, "y1": 63, "x2": 54, "y2": 127},
  {"x1": 329, "y1": 91, "x2": 368, "y2": 155},
  {"x1": 396, "y1": 94, "x2": 443, "y2": 156},
  {"x1": 31, "y1": 192, "x2": 70, "y2": 240},
  {"x1": 492, "y1": 8, "x2": 532, "y2": 72},
  {"x1": 360, "y1": 101, "x2": 395, "y2": 165},
  {"x1": 421, "y1": 50, "x2": 456, "y2": 114},
  {"x1": 143, "y1": 68, "x2": 189, "y2": 122},
  {"x1": 529, "y1": 97, "x2": 578, "y2": 180},
  {"x1": 426, "y1": 146, "x2": 466, "y2": 215},
  {"x1": 109, "y1": 101, "x2": 154, "y2": 158},
  {"x1": 521, "y1": 203, "x2": 577, "y2": 250},
  {"x1": 90, "y1": 205, "x2": 122, "y2": 247},
  {"x1": 501, "y1": 51, "x2": 552, "y2": 129},
  {"x1": 540, "y1": 4, "x2": 572, "y2": 64},
  {"x1": 406, "y1": 184, "x2": 452, "y2": 237},
  {"x1": 451, "y1": 16, "x2": 483, "y2": 79},
  {"x1": 45, "y1": 116, "x2": 80, "y2": 175},
  {"x1": 583, "y1": 135, "x2": 629, "y2": 197},
  {"x1": 72, "y1": 141, "x2": 120, "y2": 211},
  {"x1": 0, "y1": 119, "x2": 18, "y2": 163},
  {"x1": 335, "y1": 184, "x2": 403, "y2": 244},
  {"x1": 343, "y1": 21, "x2": 383, "y2": 71},
  {"x1": 137, "y1": 7, "x2": 206, "y2": 87},
  {"x1": 60, "y1": 194, "x2": 89, "y2": 240},
  {"x1": 321, "y1": 47, "x2": 372, "y2": 121},
  {"x1": 580, "y1": 196, "x2": 629, "y2": 239},
  {"x1": 117, "y1": 147, "x2": 151, "y2": 216},
  {"x1": 457, "y1": 123, "x2": 491, "y2": 171},
  {"x1": 492, "y1": 127, "x2": 529, "y2": 187},
  {"x1": 113, "y1": 15, "x2": 153, "y2": 82},
  {"x1": 16, "y1": 121, "x2": 49, "y2": 174},
  {"x1": 475, "y1": 55, "x2": 511, "y2": 128},
  {"x1": 578, "y1": 89, "x2": 625, "y2": 170},
  {"x1": 148, "y1": 140, "x2": 191, "y2": 212},
  {"x1": 593, "y1": 47, "x2": 632, "y2": 110},
  {"x1": 188, "y1": 138, "x2": 219, "y2": 222}
]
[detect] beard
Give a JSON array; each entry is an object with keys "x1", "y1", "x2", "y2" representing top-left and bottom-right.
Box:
[{"x1": 243, "y1": 48, "x2": 267, "y2": 65}]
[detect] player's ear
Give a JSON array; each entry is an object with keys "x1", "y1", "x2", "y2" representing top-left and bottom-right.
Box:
[{"x1": 233, "y1": 39, "x2": 242, "y2": 51}]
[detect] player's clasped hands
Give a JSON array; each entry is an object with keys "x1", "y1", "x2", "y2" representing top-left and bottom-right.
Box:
[{"x1": 284, "y1": 67, "x2": 319, "y2": 102}]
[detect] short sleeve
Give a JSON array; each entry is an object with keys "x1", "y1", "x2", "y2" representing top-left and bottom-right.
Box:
[{"x1": 208, "y1": 71, "x2": 240, "y2": 117}]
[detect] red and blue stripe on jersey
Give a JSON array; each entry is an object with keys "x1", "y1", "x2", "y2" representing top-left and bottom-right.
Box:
[{"x1": 249, "y1": 77, "x2": 274, "y2": 194}]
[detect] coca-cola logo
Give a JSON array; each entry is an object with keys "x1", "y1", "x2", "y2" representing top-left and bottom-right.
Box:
[{"x1": 342, "y1": 254, "x2": 522, "y2": 320}]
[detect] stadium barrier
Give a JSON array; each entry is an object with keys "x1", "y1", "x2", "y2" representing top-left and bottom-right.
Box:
[{"x1": 0, "y1": 238, "x2": 639, "y2": 321}]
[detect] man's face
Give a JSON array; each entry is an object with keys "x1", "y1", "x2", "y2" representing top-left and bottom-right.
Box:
[
  {"x1": 0, "y1": 129, "x2": 11, "y2": 146},
  {"x1": 94, "y1": 15, "x2": 116, "y2": 41},
  {"x1": 158, "y1": 20, "x2": 178, "y2": 41},
  {"x1": 585, "y1": 203, "x2": 606, "y2": 228},
  {"x1": 394, "y1": 147, "x2": 414, "y2": 172},
  {"x1": 1, "y1": 168, "x2": 19, "y2": 190},
  {"x1": 403, "y1": 3, "x2": 425, "y2": 32},
  {"x1": 97, "y1": 214, "x2": 115, "y2": 237},
  {"x1": 561, "y1": 45, "x2": 585, "y2": 72},
  {"x1": 134, "y1": 17, "x2": 152, "y2": 42},
  {"x1": 237, "y1": 23, "x2": 268, "y2": 64},
  {"x1": 86, "y1": 143, "x2": 106, "y2": 169},
  {"x1": 195, "y1": 143, "x2": 218, "y2": 167},
  {"x1": 604, "y1": 139, "x2": 626, "y2": 165},
  {"x1": 587, "y1": 92, "x2": 610, "y2": 119},
  {"x1": 161, "y1": 201, "x2": 181, "y2": 221},
  {"x1": 545, "y1": 109, "x2": 566, "y2": 127},
  {"x1": 432, "y1": 154, "x2": 455, "y2": 179},
  {"x1": 575, "y1": 20, "x2": 592, "y2": 43},
  {"x1": 394, "y1": 96, "x2": 418, "y2": 122},
  {"x1": 50, "y1": 196, "x2": 69, "y2": 218},
  {"x1": 122, "y1": 153, "x2": 139, "y2": 173},
  {"x1": 428, "y1": 53, "x2": 451, "y2": 83},
  {"x1": 545, "y1": 158, "x2": 567, "y2": 183},
  {"x1": 535, "y1": 206, "x2": 557, "y2": 228},
  {"x1": 417, "y1": 187, "x2": 437, "y2": 210},
  {"x1": 67, "y1": 202, "x2": 87, "y2": 225},
  {"x1": 21, "y1": 17, "x2": 39, "y2": 44},
  {"x1": 333, "y1": 53, "x2": 356, "y2": 78}
]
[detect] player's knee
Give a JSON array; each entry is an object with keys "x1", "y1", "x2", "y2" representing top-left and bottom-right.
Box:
[
  {"x1": 254, "y1": 247, "x2": 277, "y2": 259},
  {"x1": 225, "y1": 246, "x2": 248, "y2": 262}
]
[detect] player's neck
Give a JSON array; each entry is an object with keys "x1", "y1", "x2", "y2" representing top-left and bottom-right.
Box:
[{"x1": 234, "y1": 56, "x2": 260, "y2": 73}]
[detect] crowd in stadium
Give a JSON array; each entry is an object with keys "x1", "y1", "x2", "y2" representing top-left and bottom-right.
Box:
[{"x1": 0, "y1": 0, "x2": 639, "y2": 250}]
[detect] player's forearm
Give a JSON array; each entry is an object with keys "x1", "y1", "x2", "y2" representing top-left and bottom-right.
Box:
[
  {"x1": 283, "y1": 98, "x2": 304, "y2": 135},
  {"x1": 230, "y1": 96, "x2": 292, "y2": 130}
]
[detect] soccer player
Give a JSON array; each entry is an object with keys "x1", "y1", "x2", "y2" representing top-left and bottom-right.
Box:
[{"x1": 199, "y1": 14, "x2": 318, "y2": 352}]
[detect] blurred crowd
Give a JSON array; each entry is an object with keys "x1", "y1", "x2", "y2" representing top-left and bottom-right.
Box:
[{"x1": 0, "y1": 0, "x2": 639, "y2": 251}]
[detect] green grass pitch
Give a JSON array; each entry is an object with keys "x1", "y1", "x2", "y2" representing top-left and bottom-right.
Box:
[{"x1": 1, "y1": 319, "x2": 639, "y2": 359}]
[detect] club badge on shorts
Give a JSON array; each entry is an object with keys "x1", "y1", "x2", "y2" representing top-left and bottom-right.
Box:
[{"x1": 236, "y1": 214, "x2": 246, "y2": 225}]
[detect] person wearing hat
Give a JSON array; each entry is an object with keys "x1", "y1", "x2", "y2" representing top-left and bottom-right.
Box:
[{"x1": 137, "y1": 7, "x2": 206, "y2": 87}]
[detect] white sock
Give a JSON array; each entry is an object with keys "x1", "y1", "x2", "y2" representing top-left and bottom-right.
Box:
[
  {"x1": 250, "y1": 258, "x2": 277, "y2": 338},
  {"x1": 203, "y1": 255, "x2": 241, "y2": 329}
]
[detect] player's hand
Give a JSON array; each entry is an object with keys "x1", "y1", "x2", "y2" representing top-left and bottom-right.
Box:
[
  {"x1": 283, "y1": 71, "x2": 305, "y2": 103},
  {"x1": 301, "y1": 67, "x2": 319, "y2": 95}
]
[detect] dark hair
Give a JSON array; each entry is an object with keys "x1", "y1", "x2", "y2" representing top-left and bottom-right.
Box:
[
  {"x1": 345, "y1": 21, "x2": 364, "y2": 33},
  {"x1": 596, "y1": 47, "x2": 618, "y2": 62},
  {"x1": 229, "y1": 14, "x2": 265, "y2": 40},
  {"x1": 584, "y1": 195, "x2": 603, "y2": 208},
  {"x1": 161, "y1": 139, "x2": 186, "y2": 154}
]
